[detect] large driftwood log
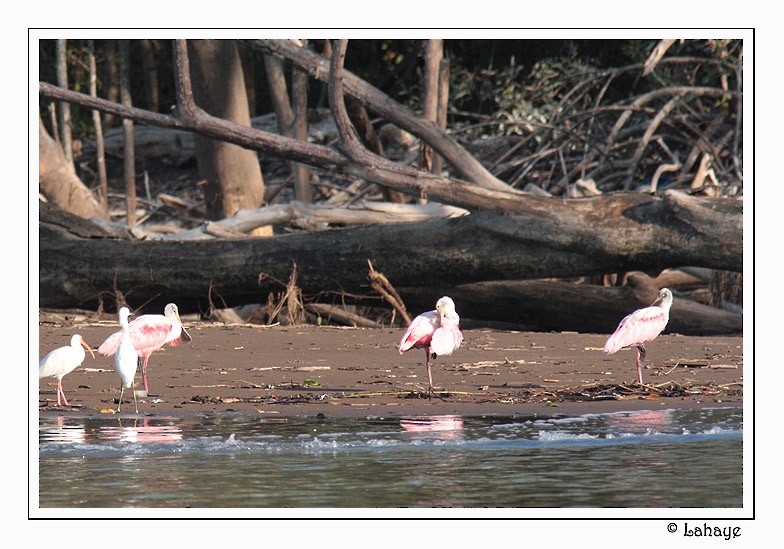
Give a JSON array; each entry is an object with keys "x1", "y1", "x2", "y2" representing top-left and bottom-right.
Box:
[
  {"x1": 40, "y1": 190, "x2": 741, "y2": 313},
  {"x1": 399, "y1": 275, "x2": 742, "y2": 336},
  {"x1": 101, "y1": 201, "x2": 469, "y2": 240}
]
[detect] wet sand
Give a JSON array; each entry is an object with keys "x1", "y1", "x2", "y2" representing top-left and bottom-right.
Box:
[{"x1": 37, "y1": 319, "x2": 743, "y2": 419}]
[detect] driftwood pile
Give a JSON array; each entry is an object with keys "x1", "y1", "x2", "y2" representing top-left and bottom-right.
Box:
[{"x1": 39, "y1": 39, "x2": 743, "y2": 336}]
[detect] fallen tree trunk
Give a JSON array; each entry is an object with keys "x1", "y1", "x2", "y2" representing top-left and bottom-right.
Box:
[
  {"x1": 306, "y1": 303, "x2": 384, "y2": 328},
  {"x1": 105, "y1": 201, "x2": 469, "y2": 240},
  {"x1": 39, "y1": 190, "x2": 741, "y2": 312},
  {"x1": 398, "y1": 276, "x2": 742, "y2": 336}
]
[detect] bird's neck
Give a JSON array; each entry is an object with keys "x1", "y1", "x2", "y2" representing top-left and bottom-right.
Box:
[{"x1": 440, "y1": 311, "x2": 460, "y2": 325}]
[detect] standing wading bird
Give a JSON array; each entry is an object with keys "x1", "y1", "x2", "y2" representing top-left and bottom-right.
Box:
[
  {"x1": 603, "y1": 288, "x2": 673, "y2": 384},
  {"x1": 114, "y1": 307, "x2": 139, "y2": 414},
  {"x1": 39, "y1": 334, "x2": 96, "y2": 406},
  {"x1": 98, "y1": 303, "x2": 192, "y2": 394},
  {"x1": 399, "y1": 296, "x2": 464, "y2": 397}
]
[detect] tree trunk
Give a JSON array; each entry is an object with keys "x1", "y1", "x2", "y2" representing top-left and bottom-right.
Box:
[
  {"x1": 433, "y1": 57, "x2": 450, "y2": 177},
  {"x1": 262, "y1": 53, "x2": 295, "y2": 136},
  {"x1": 88, "y1": 40, "x2": 109, "y2": 211},
  {"x1": 39, "y1": 192, "x2": 741, "y2": 313},
  {"x1": 291, "y1": 40, "x2": 312, "y2": 203},
  {"x1": 263, "y1": 51, "x2": 308, "y2": 203},
  {"x1": 39, "y1": 116, "x2": 105, "y2": 219},
  {"x1": 119, "y1": 40, "x2": 137, "y2": 227},
  {"x1": 420, "y1": 39, "x2": 442, "y2": 174},
  {"x1": 100, "y1": 40, "x2": 120, "y2": 128},
  {"x1": 55, "y1": 39, "x2": 74, "y2": 170},
  {"x1": 140, "y1": 39, "x2": 160, "y2": 112},
  {"x1": 187, "y1": 39, "x2": 269, "y2": 234}
]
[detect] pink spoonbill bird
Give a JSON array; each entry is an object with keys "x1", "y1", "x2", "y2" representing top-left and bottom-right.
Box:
[
  {"x1": 603, "y1": 288, "x2": 673, "y2": 384},
  {"x1": 39, "y1": 334, "x2": 96, "y2": 406},
  {"x1": 98, "y1": 303, "x2": 192, "y2": 394},
  {"x1": 399, "y1": 296, "x2": 464, "y2": 396},
  {"x1": 114, "y1": 307, "x2": 139, "y2": 413}
]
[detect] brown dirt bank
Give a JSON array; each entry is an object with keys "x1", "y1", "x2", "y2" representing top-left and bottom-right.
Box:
[{"x1": 37, "y1": 317, "x2": 743, "y2": 420}]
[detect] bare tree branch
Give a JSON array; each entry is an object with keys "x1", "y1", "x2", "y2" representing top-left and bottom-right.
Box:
[{"x1": 249, "y1": 39, "x2": 515, "y2": 192}]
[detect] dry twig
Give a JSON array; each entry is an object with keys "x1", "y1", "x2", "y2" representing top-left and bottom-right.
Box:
[{"x1": 367, "y1": 259, "x2": 411, "y2": 325}]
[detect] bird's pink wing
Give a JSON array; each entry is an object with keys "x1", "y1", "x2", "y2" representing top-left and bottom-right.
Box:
[
  {"x1": 399, "y1": 311, "x2": 438, "y2": 353},
  {"x1": 98, "y1": 314, "x2": 176, "y2": 356},
  {"x1": 603, "y1": 306, "x2": 668, "y2": 354},
  {"x1": 430, "y1": 319, "x2": 463, "y2": 357},
  {"x1": 130, "y1": 315, "x2": 176, "y2": 352},
  {"x1": 98, "y1": 330, "x2": 123, "y2": 356}
]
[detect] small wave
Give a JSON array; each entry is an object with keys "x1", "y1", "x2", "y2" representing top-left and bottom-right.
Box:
[
  {"x1": 538, "y1": 430, "x2": 600, "y2": 442},
  {"x1": 38, "y1": 407, "x2": 742, "y2": 458}
]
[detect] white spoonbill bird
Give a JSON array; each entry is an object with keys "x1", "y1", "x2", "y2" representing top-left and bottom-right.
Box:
[
  {"x1": 603, "y1": 288, "x2": 673, "y2": 384},
  {"x1": 98, "y1": 303, "x2": 192, "y2": 393},
  {"x1": 399, "y1": 296, "x2": 464, "y2": 396},
  {"x1": 114, "y1": 307, "x2": 139, "y2": 414},
  {"x1": 39, "y1": 334, "x2": 96, "y2": 406}
]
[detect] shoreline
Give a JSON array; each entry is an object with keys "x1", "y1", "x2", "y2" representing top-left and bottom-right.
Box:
[{"x1": 38, "y1": 323, "x2": 743, "y2": 420}]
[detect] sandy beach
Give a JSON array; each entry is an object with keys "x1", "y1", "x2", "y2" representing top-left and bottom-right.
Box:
[{"x1": 37, "y1": 312, "x2": 743, "y2": 419}]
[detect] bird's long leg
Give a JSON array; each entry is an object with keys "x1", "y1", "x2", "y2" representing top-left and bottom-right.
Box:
[
  {"x1": 635, "y1": 345, "x2": 647, "y2": 384},
  {"x1": 58, "y1": 380, "x2": 70, "y2": 406},
  {"x1": 132, "y1": 382, "x2": 139, "y2": 414},
  {"x1": 117, "y1": 386, "x2": 124, "y2": 413},
  {"x1": 424, "y1": 350, "x2": 448, "y2": 401},
  {"x1": 140, "y1": 356, "x2": 150, "y2": 393},
  {"x1": 423, "y1": 348, "x2": 433, "y2": 400}
]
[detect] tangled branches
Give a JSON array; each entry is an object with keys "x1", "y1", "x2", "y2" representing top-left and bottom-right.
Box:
[{"x1": 455, "y1": 39, "x2": 742, "y2": 198}]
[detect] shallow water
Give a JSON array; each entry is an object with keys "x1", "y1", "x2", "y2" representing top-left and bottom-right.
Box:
[{"x1": 37, "y1": 407, "x2": 742, "y2": 508}]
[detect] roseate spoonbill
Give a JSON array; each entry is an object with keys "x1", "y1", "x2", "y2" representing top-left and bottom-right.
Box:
[
  {"x1": 399, "y1": 296, "x2": 464, "y2": 396},
  {"x1": 98, "y1": 303, "x2": 192, "y2": 393},
  {"x1": 39, "y1": 334, "x2": 96, "y2": 406},
  {"x1": 114, "y1": 307, "x2": 139, "y2": 414},
  {"x1": 603, "y1": 288, "x2": 673, "y2": 384}
]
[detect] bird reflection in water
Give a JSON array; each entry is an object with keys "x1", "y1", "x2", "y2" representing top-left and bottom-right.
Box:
[
  {"x1": 98, "y1": 417, "x2": 183, "y2": 444},
  {"x1": 39, "y1": 416, "x2": 87, "y2": 444},
  {"x1": 400, "y1": 414, "x2": 464, "y2": 439},
  {"x1": 399, "y1": 415, "x2": 466, "y2": 506},
  {"x1": 605, "y1": 408, "x2": 674, "y2": 436},
  {"x1": 606, "y1": 408, "x2": 675, "y2": 499}
]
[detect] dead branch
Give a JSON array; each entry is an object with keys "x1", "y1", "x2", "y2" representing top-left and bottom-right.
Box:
[
  {"x1": 306, "y1": 303, "x2": 383, "y2": 328},
  {"x1": 249, "y1": 39, "x2": 514, "y2": 192},
  {"x1": 367, "y1": 260, "x2": 411, "y2": 325}
]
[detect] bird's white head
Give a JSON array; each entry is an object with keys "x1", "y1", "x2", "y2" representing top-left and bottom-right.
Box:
[
  {"x1": 71, "y1": 334, "x2": 95, "y2": 358},
  {"x1": 165, "y1": 303, "x2": 180, "y2": 319},
  {"x1": 118, "y1": 307, "x2": 133, "y2": 325},
  {"x1": 435, "y1": 296, "x2": 459, "y2": 321},
  {"x1": 654, "y1": 288, "x2": 674, "y2": 312},
  {"x1": 165, "y1": 302, "x2": 192, "y2": 343}
]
